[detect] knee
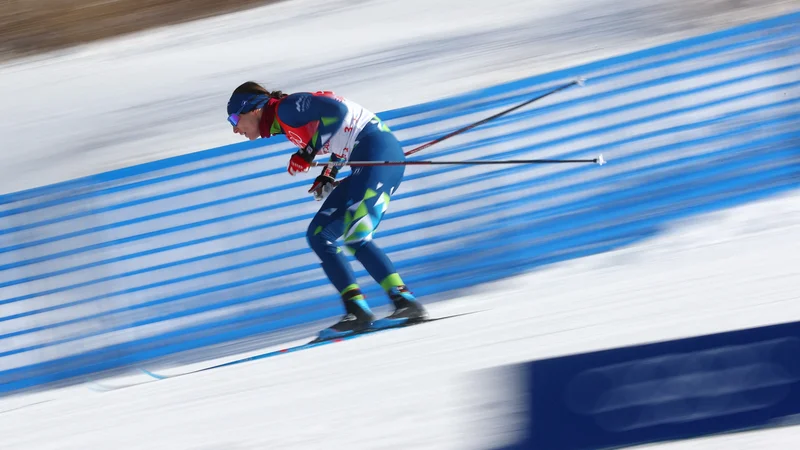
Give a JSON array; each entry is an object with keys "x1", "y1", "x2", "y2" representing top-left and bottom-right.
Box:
[
  {"x1": 343, "y1": 235, "x2": 371, "y2": 256},
  {"x1": 343, "y1": 241, "x2": 362, "y2": 256},
  {"x1": 307, "y1": 223, "x2": 338, "y2": 255},
  {"x1": 306, "y1": 223, "x2": 325, "y2": 250}
]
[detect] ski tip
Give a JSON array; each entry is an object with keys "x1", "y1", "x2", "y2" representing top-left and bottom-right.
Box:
[
  {"x1": 85, "y1": 381, "x2": 113, "y2": 392},
  {"x1": 596, "y1": 153, "x2": 606, "y2": 166},
  {"x1": 138, "y1": 368, "x2": 168, "y2": 380},
  {"x1": 576, "y1": 76, "x2": 588, "y2": 87}
]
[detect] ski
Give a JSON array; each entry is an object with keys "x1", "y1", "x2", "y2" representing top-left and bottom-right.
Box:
[
  {"x1": 145, "y1": 311, "x2": 480, "y2": 378},
  {"x1": 87, "y1": 311, "x2": 480, "y2": 391}
]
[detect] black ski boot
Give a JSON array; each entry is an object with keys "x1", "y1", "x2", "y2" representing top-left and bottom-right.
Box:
[
  {"x1": 373, "y1": 285, "x2": 429, "y2": 329},
  {"x1": 317, "y1": 295, "x2": 375, "y2": 340}
]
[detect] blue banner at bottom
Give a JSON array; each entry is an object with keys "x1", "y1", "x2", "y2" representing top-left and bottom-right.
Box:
[{"x1": 499, "y1": 320, "x2": 800, "y2": 449}]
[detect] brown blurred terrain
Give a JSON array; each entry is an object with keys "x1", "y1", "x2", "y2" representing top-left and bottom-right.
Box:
[{"x1": 0, "y1": 0, "x2": 282, "y2": 60}]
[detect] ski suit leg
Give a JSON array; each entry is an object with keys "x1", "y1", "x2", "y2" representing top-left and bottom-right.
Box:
[{"x1": 305, "y1": 123, "x2": 410, "y2": 305}]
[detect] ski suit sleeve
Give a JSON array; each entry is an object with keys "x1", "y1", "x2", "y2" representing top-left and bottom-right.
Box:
[{"x1": 276, "y1": 93, "x2": 348, "y2": 158}]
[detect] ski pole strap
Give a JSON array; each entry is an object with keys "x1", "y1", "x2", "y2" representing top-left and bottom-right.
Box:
[{"x1": 321, "y1": 154, "x2": 345, "y2": 179}]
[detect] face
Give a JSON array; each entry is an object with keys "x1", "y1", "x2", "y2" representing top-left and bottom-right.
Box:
[{"x1": 232, "y1": 110, "x2": 261, "y2": 140}]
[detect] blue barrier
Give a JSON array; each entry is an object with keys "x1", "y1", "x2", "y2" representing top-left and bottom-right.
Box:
[
  {"x1": 497, "y1": 320, "x2": 800, "y2": 449},
  {"x1": 0, "y1": 12, "x2": 798, "y2": 395}
]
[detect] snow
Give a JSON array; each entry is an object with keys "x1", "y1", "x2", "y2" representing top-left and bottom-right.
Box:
[
  {"x1": 1, "y1": 0, "x2": 799, "y2": 448},
  {"x1": 2, "y1": 188, "x2": 799, "y2": 450}
]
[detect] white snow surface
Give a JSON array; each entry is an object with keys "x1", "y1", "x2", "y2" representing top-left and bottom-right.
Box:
[
  {"x1": 1, "y1": 0, "x2": 799, "y2": 448},
  {"x1": 2, "y1": 183, "x2": 799, "y2": 450}
]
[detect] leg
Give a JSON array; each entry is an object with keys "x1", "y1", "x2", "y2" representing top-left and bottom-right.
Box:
[
  {"x1": 341, "y1": 163, "x2": 428, "y2": 326},
  {"x1": 306, "y1": 178, "x2": 375, "y2": 338},
  {"x1": 340, "y1": 160, "x2": 405, "y2": 280}
]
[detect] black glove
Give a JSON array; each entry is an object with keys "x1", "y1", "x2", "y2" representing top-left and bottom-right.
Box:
[
  {"x1": 307, "y1": 154, "x2": 343, "y2": 201},
  {"x1": 308, "y1": 174, "x2": 338, "y2": 201}
]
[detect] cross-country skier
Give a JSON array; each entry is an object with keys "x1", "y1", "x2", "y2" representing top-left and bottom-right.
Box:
[{"x1": 225, "y1": 81, "x2": 428, "y2": 340}]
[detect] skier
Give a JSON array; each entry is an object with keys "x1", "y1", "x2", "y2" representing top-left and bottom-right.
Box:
[{"x1": 226, "y1": 81, "x2": 428, "y2": 339}]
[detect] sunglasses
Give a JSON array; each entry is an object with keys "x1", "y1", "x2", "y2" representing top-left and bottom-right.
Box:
[
  {"x1": 227, "y1": 94, "x2": 268, "y2": 127},
  {"x1": 227, "y1": 113, "x2": 242, "y2": 127}
]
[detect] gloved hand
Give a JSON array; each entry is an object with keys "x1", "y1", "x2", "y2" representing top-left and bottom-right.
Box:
[
  {"x1": 287, "y1": 148, "x2": 314, "y2": 176},
  {"x1": 308, "y1": 175, "x2": 338, "y2": 201}
]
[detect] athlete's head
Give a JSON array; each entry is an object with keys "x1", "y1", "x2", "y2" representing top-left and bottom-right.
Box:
[{"x1": 227, "y1": 81, "x2": 286, "y2": 140}]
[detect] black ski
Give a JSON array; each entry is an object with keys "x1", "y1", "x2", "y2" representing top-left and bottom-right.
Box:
[{"x1": 87, "y1": 311, "x2": 481, "y2": 392}]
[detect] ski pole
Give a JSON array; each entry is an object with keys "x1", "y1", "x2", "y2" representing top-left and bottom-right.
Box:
[
  {"x1": 312, "y1": 154, "x2": 606, "y2": 167},
  {"x1": 403, "y1": 78, "x2": 585, "y2": 157}
]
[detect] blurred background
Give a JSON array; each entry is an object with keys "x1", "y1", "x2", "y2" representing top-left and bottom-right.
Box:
[
  {"x1": 0, "y1": 0, "x2": 795, "y2": 193},
  {"x1": 0, "y1": 1, "x2": 799, "y2": 449},
  {"x1": 1, "y1": 0, "x2": 281, "y2": 57}
]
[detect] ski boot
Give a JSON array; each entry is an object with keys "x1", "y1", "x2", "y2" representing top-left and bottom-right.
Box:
[
  {"x1": 373, "y1": 286, "x2": 429, "y2": 330},
  {"x1": 317, "y1": 297, "x2": 375, "y2": 341}
]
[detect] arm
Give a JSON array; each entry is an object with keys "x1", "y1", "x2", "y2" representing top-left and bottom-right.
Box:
[
  {"x1": 278, "y1": 92, "x2": 348, "y2": 159},
  {"x1": 278, "y1": 93, "x2": 349, "y2": 199}
]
